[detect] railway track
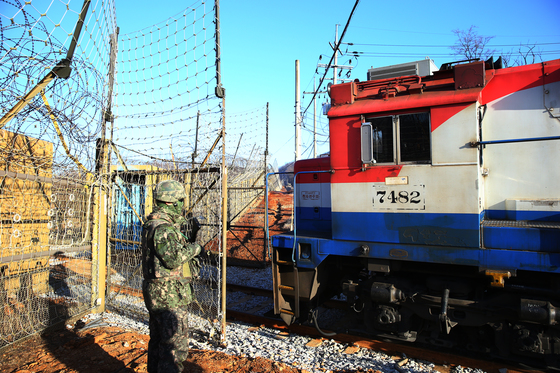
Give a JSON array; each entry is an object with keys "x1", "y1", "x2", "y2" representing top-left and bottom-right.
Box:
[
  {"x1": 225, "y1": 283, "x2": 547, "y2": 373},
  {"x1": 108, "y1": 282, "x2": 548, "y2": 372}
]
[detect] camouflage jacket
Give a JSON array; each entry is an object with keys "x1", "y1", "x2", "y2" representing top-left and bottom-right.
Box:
[{"x1": 141, "y1": 206, "x2": 201, "y2": 310}]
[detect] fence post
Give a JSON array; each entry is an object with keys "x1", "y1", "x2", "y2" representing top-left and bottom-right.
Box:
[
  {"x1": 92, "y1": 28, "x2": 118, "y2": 313},
  {"x1": 264, "y1": 102, "x2": 269, "y2": 261},
  {"x1": 104, "y1": 29, "x2": 119, "y2": 310},
  {"x1": 92, "y1": 138, "x2": 109, "y2": 313}
]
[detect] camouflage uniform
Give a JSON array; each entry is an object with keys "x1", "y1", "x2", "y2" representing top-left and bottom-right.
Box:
[{"x1": 141, "y1": 180, "x2": 201, "y2": 373}]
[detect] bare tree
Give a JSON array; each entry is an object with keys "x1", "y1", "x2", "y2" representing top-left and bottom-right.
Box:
[
  {"x1": 451, "y1": 26, "x2": 544, "y2": 67},
  {"x1": 451, "y1": 25, "x2": 497, "y2": 61},
  {"x1": 513, "y1": 43, "x2": 543, "y2": 66}
]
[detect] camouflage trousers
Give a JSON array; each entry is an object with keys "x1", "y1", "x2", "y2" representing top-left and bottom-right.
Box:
[{"x1": 147, "y1": 307, "x2": 189, "y2": 373}]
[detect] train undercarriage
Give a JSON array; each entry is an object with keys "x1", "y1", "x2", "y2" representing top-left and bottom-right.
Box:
[{"x1": 273, "y1": 247, "x2": 560, "y2": 369}]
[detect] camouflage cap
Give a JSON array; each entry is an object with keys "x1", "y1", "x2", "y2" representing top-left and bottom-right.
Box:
[{"x1": 154, "y1": 180, "x2": 187, "y2": 203}]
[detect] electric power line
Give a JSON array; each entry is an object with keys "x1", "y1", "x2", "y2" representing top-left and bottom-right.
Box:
[
  {"x1": 344, "y1": 41, "x2": 560, "y2": 48},
  {"x1": 302, "y1": 0, "x2": 361, "y2": 116}
]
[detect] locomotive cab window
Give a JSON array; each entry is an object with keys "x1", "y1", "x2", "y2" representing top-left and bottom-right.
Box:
[{"x1": 361, "y1": 113, "x2": 431, "y2": 165}]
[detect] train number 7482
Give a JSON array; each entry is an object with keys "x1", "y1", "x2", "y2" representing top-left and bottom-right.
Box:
[
  {"x1": 376, "y1": 190, "x2": 421, "y2": 204},
  {"x1": 372, "y1": 185, "x2": 425, "y2": 210}
]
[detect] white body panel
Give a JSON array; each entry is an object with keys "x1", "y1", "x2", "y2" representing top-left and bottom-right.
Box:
[
  {"x1": 483, "y1": 82, "x2": 560, "y2": 213},
  {"x1": 331, "y1": 165, "x2": 479, "y2": 214},
  {"x1": 332, "y1": 104, "x2": 481, "y2": 215},
  {"x1": 296, "y1": 183, "x2": 332, "y2": 210},
  {"x1": 432, "y1": 103, "x2": 479, "y2": 165}
]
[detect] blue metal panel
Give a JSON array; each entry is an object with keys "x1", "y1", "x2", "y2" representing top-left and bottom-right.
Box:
[
  {"x1": 271, "y1": 234, "x2": 294, "y2": 250},
  {"x1": 271, "y1": 232, "x2": 560, "y2": 273},
  {"x1": 296, "y1": 206, "x2": 332, "y2": 233},
  {"x1": 316, "y1": 237, "x2": 481, "y2": 266},
  {"x1": 479, "y1": 247, "x2": 560, "y2": 273},
  {"x1": 113, "y1": 183, "x2": 145, "y2": 250},
  {"x1": 483, "y1": 226, "x2": 560, "y2": 252},
  {"x1": 332, "y1": 211, "x2": 480, "y2": 248}
]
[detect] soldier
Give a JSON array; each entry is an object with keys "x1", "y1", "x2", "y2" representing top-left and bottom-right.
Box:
[{"x1": 141, "y1": 179, "x2": 202, "y2": 373}]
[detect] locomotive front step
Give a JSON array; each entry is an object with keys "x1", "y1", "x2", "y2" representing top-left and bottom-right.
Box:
[{"x1": 482, "y1": 219, "x2": 560, "y2": 251}]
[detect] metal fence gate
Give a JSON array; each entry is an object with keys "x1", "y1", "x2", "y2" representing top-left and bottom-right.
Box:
[{"x1": 107, "y1": 166, "x2": 226, "y2": 340}]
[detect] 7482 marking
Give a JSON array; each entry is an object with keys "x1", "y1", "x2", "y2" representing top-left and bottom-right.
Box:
[{"x1": 372, "y1": 185, "x2": 425, "y2": 210}]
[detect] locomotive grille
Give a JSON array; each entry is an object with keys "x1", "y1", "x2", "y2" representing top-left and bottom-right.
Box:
[{"x1": 482, "y1": 220, "x2": 560, "y2": 229}]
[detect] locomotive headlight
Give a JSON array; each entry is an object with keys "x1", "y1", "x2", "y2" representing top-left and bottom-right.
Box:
[{"x1": 299, "y1": 243, "x2": 312, "y2": 260}]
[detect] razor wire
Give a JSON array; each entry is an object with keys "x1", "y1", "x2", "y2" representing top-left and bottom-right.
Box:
[
  {"x1": 0, "y1": 0, "x2": 272, "y2": 349},
  {"x1": 0, "y1": 0, "x2": 117, "y2": 348}
]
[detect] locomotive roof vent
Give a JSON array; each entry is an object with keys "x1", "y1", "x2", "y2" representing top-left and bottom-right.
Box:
[{"x1": 367, "y1": 58, "x2": 438, "y2": 81}]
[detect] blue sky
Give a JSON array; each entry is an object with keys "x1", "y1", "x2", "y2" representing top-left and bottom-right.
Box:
[{"x1": 116, "y1": 0, "x2": 560, "y2": 168}]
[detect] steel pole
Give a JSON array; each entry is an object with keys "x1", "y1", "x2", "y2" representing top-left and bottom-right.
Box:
[{"x1": 295, "y1": 60, "x2": 301, "y2": 161}]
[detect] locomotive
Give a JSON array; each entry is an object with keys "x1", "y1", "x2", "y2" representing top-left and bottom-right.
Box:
[{"x1": 270, "y1": 58, "x2": 560, "y2": 366}]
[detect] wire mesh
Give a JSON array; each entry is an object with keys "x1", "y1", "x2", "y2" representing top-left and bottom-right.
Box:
[
  {"x1": 1, "y1": 0, "x2": 272, "y2": 349},
  {"x1": 225, "y1": 106, "x2": 270, "y2": 264},
  {"x1": 107, "y1": 167, "x2": 225, "y2": 335},
  {"x1": 106, "y1": 1, "x2": 226, "y2": 341}
]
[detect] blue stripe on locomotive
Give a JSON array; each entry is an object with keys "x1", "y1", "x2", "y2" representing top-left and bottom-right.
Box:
[
  {"x1": 296, "y1": 206, "x2": 332, "y2": 233},
  {"x1": 272, "y1": 232, "x2": 560, "y2": 273},
  {"x1": 282, "y1": 206, "x2": 560, "y2": 272},
  {"x1": 483, "y1": 225, "x2": 559, "y2": 252},
  {"x1": 486, "y1": 209, "x2": 560, "y2": 222},
  {"x1": 332, "y1": 211, "x2": 480, "y2": 248}
]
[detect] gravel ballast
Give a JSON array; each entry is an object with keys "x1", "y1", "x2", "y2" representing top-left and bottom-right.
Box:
[{"x1": 79, "y1": 266, "x2": 487, "y2": 373}]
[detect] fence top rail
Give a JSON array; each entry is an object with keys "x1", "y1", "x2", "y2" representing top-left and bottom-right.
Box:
[
  {"x1": 0, "y1": 170, "x2": 90, "y2": 187},
  {"x1": 112, "y1": 167, "x2": 221, "y2": 178},
  {"x1": 0, "y1": 245, "x2": 91, "y2": 264}
]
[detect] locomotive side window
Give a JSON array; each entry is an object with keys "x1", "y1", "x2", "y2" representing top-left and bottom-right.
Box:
[
  {"x1": 399, "y1": 113, "x2": 431, "y2": 163},
  {"x1": 363, "y1": 113, "x2": 431, "y2": 165},
  {"x1": 370, "y1": 116, "x2": 394, "y2": 163}
]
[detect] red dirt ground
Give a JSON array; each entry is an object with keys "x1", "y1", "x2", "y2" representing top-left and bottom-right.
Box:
[
  {"x1": 226, "y1": 191, "x2": 293, "y2": 265},
  {"x1": 0, "y1": 324, "x2": 310, "y2": 373}
]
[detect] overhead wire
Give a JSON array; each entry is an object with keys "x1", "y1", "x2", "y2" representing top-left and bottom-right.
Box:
[
  {"x1": 344, "y1": 41, "x2": 560, "y2": 48},
  {"x1": 302, "y1": 0, "x2": 361, "y2": 117}
]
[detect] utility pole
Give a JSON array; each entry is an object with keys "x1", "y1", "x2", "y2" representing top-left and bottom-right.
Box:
[
  {"x1": 333, "y1": 24, "x2": 339, "y2": 85},
  {"x1": 295, "y1": 60, "x2": 301, "y2": 161},
  {"x1": 303, "y1": 77, "x2": 326, "y2": 158},
  {"x1": 318, "y1": 24, "x2": 354, "y2": 85},
  {"x1": 299, "y1": 24, "x2": 354, "y2": 160},
  {"x1": 313, "y1": 78, "x2": 317, "y2": 158}
]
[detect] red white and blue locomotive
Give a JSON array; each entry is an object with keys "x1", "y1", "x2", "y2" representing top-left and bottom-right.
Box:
[{"x1": 270, "y1": 58, "x2": 560, "y2": 366}]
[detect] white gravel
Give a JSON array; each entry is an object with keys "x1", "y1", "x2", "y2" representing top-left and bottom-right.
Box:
[
  {"x1": 76, "y1": 266, "x2": 487, "y2": 373},
  {"x1": 227, "y1": 265, "x2": 274, "y2": 290}
]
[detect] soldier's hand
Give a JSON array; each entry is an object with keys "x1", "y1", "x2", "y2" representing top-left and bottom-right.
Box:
[
  {"x1": 203, "y1": 249, "x2": 220, "y2": 266},
  {"x1": 192, "y1": 243, "x2": 202, "y2": 257},
  {"x1": 190, "y1": 256, "x2": 202, "y2": 278},
  {"x1": 190, "y1": 217, "x2": 201, "y2": 242},
  {"x1": 182, "y1": 214, "x2": 201, "y2": 243}
]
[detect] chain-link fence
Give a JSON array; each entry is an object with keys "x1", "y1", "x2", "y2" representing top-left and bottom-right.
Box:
[
  {"x1": 0, "y1": 0, "x2": 116, "y2": 347},
  {"x1": 107, "y1": 166, "x2": 225, "y2": 339},
  {"x1": 224, "y1": 106, "x2": 269, "y2": 265}
]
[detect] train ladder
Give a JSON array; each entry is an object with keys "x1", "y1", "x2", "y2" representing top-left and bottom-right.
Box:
[{"x1": 272, "y1": 246, "x2": 300, "y2": 325}]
